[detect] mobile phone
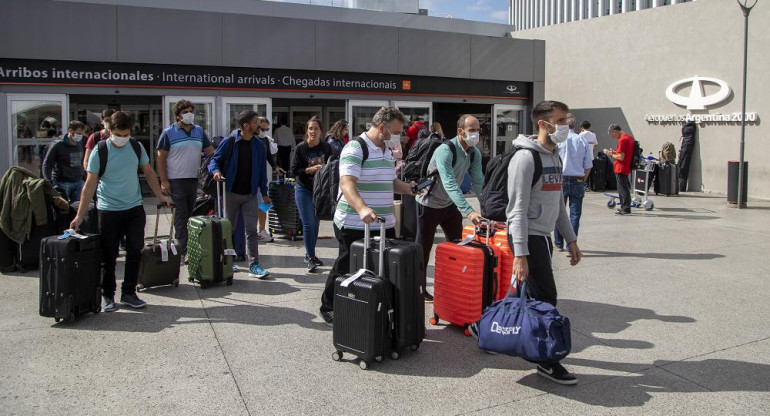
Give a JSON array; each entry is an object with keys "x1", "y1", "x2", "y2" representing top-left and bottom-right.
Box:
[{"x1": 412, "y1": 177, "x2": 434, "y2": 193}]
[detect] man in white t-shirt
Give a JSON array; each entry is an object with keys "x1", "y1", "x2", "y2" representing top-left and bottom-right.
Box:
[
  {"x1": 273, "y1": 118, "x2": 295, "y2": 172},
  {"x1": 578, "y1": 120, "x2": 598, "y2": 158}
]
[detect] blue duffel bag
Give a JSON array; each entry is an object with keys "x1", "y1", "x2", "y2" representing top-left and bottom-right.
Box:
[{"x1": 477, "y1": 282, "x2": 571, "y2": 363}]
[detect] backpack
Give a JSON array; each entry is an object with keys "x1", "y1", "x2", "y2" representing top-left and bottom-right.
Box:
[
  {"x1": 402, "y1": 134, "x2": 449, "y2": 182},
  {"x1": 97, "y1": 138, "x2": 142, "y2": 178},
  {"x1": 480, "y1": 145, "x2": 542, "y2": 222},
  {"x1": 199, "y1": 135, "x2": 235, "y2": 196},
  {"x1": 313, "y1": 137, "x2": 368, "y2": 221},
  {"x1": 660, "y1": 142, "x2": 676, "y2": 164},
  {"x1": 417, "y1": 124, "x2": 432, "y2": 140},
  {"x1": 632, "y1": 140, "x2": 643, "y2": 169}
]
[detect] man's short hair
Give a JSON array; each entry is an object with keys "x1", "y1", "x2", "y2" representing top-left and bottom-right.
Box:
[
  {"x1": 608, "y1": 124, "x2": 622, "y2": 134},
  {"x1": 580, "y1": 120, "x2": 591, "y2": 130},
  {"x1": 531, "y1": 100, "x2": 570, "y2": 129},
  {"x1": 237, "y1": 110, "x2": 259, "y2": 129},
  {"x1": 567, "y1": 116, "x2": 576, "y2": 130},
  {"x1": 371, "y1": 107, "x2": 406, "y2": 127},
  {"x1": 457, "y1": 114, "x2": 475, "y2": 130},
  {"x1": 173, "y1": 100, "x2": 195, "y2": 117},
  {"x1": 101, "y1": 108, "x2": 116, "y2": 120},
  {"x1": 68, "y1": 120, "x2": 84, "y2": 131},
  {"x1": 110, "y1": 111, "x2": 133, "y2": 131}
]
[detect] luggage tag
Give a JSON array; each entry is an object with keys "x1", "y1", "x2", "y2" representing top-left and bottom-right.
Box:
[
  {"x1": 169, "y1": 241, "x2": 178, "y2": 256},
  {"x1": 224, "y1": 249, "x2": 237, "y2": 257},
  {"x1": 159, "y1": 239, "x2": 169, "y2": 262},
  {"x1": 340, "y1": 269, "x2": 367, "y2": 288},
  {"x1": 457, "y1": 234, "x2": 474, "y2": 246}
]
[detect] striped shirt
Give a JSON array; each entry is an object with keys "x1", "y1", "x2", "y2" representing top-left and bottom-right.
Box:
[{"x1": 333, "y1": 133, "x2": 396, "y2": 230}]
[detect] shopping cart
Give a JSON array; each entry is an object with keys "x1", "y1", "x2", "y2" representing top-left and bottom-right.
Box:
[{"x1": 605, "y1": 156, "x2": 657, "y2": 211}]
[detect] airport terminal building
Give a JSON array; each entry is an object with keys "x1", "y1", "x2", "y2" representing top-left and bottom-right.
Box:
[{"x1": 0, "y1": 0, "x2": 544, "y2": 177}]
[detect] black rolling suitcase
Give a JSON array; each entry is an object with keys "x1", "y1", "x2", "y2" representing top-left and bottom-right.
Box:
[
  {"x1": 332, "y1": 220, "x2": 394, "y2": 370},
  {"x1": 657, "y1": 162, "x2": 679, "y2": 196},
  {"x1": 137, "y1": 204, "x2": 181, "y2": 290},
  {"x1": 19, "y1": 204, "x2": 59, "y2": 271},
  {"x1": 590, "y1": 157, "x2": 607, "y2": 191},
  {"x1": 350, "y1": 225, "x2": 424, "y2": 357},
  {"x1": 39, "y1": 233, "x2": 102, "y2": 323},
  {"x1": 268, "y1": 177, "x2": 302, "y2": 240}
]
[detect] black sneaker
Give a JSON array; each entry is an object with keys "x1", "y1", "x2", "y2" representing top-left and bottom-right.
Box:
[
  {"x1": 320, "y1": 310, "x2": 333, "y2": 327},
  {"x1": 311, "y1": 256, "x2": 324, "y2": 267},
  {"x1": 468, "y1": 322, "x2": 479, "y2": 339},
  {"x1": 307, "y1": 261, "x2": 318, "y2": 273},
  {"x1": 537, "y1": 363, "x2": 578, "y2": 385},
  {"x1": 615, "y1": 209, "x2": 631, "y2": 216},
  {"x1": 424, "y1": 291, "x2": 434, "y2": 302}
]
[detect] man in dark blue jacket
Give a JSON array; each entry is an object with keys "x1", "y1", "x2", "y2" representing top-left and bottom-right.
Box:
[{"x1": 208, "y1": 110, "x2": 272, "y2": 278}]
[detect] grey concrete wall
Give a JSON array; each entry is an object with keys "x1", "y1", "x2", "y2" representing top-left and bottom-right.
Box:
[{"x1": 514, "y1": 0, "x2": 769, "y2": 199}]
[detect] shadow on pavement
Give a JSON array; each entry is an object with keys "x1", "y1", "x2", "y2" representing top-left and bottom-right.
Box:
[
  {"x1": 580, "y1": 250, "x2": 724, "y2": 260},
  {"x1": 518, "y1": 357, "x2": 770, "y2": 407}
]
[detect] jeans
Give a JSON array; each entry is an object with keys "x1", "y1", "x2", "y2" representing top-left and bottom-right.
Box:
[
  {"x1": 168, "y1": 178, "x2": 198, "y2": 253},
  {"x1": 225, "y1": 192, "x2": 260, "y2": 266},
  {"x1": 99, "y1": 206, "x2": 146, "y2": 298},
  {"x1": 295, "y1": 184, "x2": 319, "y2": 259},
  {"x1": 54, "y1": 180, "x2": 83, "y2": 203},
  {"x1": 616, "y1": 173, "x2": 632, "y2": 212},
  {"x1": 320, "y1": 223, "x2": 395, "y2": 312},
  {"x1": 554, "y1": 178, "x2": 585, "y2": 248},
  {"x1": 415, "y1": 203, "x2": 463, "y2": 278}
]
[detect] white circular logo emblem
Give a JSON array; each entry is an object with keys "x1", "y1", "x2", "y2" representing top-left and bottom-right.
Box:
[{"x1": 666, "y1": 76, "x2": 731, "y2": 110}]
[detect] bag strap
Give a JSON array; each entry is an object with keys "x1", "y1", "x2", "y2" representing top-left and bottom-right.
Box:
[
  {"x1": 527, "y1": 148, "x2": 542, "y2": 188},
  {"x1": 354, "y1": 137, "x2": 369, "y2": 165},
  {"x1": 97, "y1": 138, "x2": 143, "y2": 178}
]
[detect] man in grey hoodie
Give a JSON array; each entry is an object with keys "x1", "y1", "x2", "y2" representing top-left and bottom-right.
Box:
[{"x1": 505, "y1": 100, "x2": 584, "y2": 385}]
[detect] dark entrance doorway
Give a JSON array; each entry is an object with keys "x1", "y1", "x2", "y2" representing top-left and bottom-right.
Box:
[{"x1": 433, "y1": 103, "x2": 493, "y2": 171}]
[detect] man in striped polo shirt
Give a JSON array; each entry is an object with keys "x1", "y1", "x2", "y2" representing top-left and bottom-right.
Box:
[{"x1": 319, "y1": 107, "x2": 418, "y2": 326}]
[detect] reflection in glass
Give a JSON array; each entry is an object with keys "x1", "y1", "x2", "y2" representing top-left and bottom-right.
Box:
[
  {"x1": 495, "y1": 106, "x2": 522, "y2": 156},
  {"x1": 226, "y1": 104, "x2": 267, "y2": 135},
  {"x1": 11, "y1": 100, "x2": 63, "y2": 177},
  {"x1": 292, "y1": 110, "x2": 322, "y2": 142},
  {"x1": 351, "y1": 106, "x2": 382, "y2": 137}
]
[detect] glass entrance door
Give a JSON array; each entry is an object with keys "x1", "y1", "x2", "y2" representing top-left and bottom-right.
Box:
[
  {"x1": 492, "y1": 104, "x2": 525, "y2": 157},
  {"x1": 7, "y1": 94, "x2": 69, "y2": 177},
  {"x1": 324, "y1": 107, "x2": 346, "y2": 132},
  {"x1": 348, "y1": 100, "x2": 388, "y2": 137},
  {"x1": 395, "y1": 101, "x2": 432, "y2": 133},
  {"x1": 291, "y1": 107, "x2": 322, "y2": 142},
  {"x1": 220, "y1": 97, "x2": 271, "y2": 139}
]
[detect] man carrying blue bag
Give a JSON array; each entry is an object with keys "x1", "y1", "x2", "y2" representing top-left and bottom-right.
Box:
[{"x1": 470, "y1": 100, "x2": 583, "y2": 385}]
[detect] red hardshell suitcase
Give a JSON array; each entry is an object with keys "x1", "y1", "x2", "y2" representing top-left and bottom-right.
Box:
[
  {"x1": 461, "y1": 223, "x2": 513, "y2": 301},
  {"x1": 431, "y1": 233, "x2": 502, "y2": 336}
]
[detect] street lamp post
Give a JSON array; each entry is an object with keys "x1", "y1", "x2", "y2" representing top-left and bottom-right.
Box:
[{"x1": 736, "y1": 0, "x2": 757, "y2": 209}]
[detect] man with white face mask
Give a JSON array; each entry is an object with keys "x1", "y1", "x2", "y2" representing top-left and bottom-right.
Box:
[
  {"x1": 415, "y1": 114, "x2": 484, "y2": 301},
  {"x1": 42, "y1": 120, "x2": 87, "y2": 202},
  {"x1": 156, "y1": 100, "x2": 214, "y2": 258}
]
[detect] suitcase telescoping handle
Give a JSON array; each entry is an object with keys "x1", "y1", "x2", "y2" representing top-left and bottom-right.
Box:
[
  {"x1": 216, "y1": 178, "x2": 227, "y2": 219},
  {"x1": 362, "y1": 216, "x2": 386, "y2": 275},
  {"x1": 152, "y1": 202, "x2": 176, "y2": 246}
]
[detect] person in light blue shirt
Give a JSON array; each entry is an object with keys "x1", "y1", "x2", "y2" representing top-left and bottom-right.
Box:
[
  {"x1": 554, "y1": 117, "x2": 593, "y2": 251},
  {"x1": 71, "y1": 111, "x2": 169, "y2": 313}
]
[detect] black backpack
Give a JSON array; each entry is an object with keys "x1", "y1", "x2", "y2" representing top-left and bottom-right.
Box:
[
  {"x1": 632, "y1": 139, "x2": 643, "y2": 169},
  {"x1": 480, "y1": 145, "x2": 542, "y2": 222},
  {"x1": 417, "y1": 125, "x2": 432, "y2": 140},
  {"x1": 97, "y1": 138, "x2": 142, "y2": 178},
  {"x1": 313, "y1": 137, "x2": 368, "y2": 221},
  {"x1": 199, "y1": 135, "x2": 235, "y2": 196},
  {"x1": 402, "y1": 134, "x2": 449, "y2": 182}
]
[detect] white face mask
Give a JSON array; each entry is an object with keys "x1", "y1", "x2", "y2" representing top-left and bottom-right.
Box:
[
  {"x1": 110, "y1": 135, "x2": 130, "y2": 147},
  {"x1": 545, "y1": 122, "x2": 570, "y2": 144},
  {"x1": 71, "y1": 133, "x2": 84, "y2": 143},
  {"x1": 258, "y1": 130, "x2": 267, "y2": 138},
  {"x1": 464, "y1": 131, "x2": 480, "y2": 147},
  {"x1": 388, "y1": 134, "x2": 401, "y2": 146},
  {"x1": 181, "y1": 112, "x2": 195, "y2": 125}
]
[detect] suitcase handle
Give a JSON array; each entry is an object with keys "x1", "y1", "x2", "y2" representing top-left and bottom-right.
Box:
[
  {"x1": 362, "y1": 216, "x2": 386, "y2": 274},
  {"x1": 152, "y1": 203, "x2": 176, "y2": 246},
  {"x1": 216, "y1": 178, "x2": 227, "y2": 219}
]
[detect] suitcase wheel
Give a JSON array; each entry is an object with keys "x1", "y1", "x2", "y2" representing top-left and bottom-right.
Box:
[
  {"x1": 643, "y1": 200, "x2": 654, "y2": 211},
  {"x1": 226, "y1": 278, "x2": 233, "y2": 286},
  {"x1": 429, "y1": 314, "x2": 439, "y2": 326},
  {"x1": 463, "y1": 327, "x2": 471, "y2": 337},
  {"x1": 136, "y1": 284, "x2": 145, "y2": 291},
  {"x1": 200, "y1": 281, "x2": 208, "y2": 289},
  {"x1": 359, "y1": 360, "x2": 369, "y2": 370},
  {"x1": 93, "y1": 306, "x2": 101, "y2": 314},
  {"x1": 410, "y1": 344, "x2": 419, "y2": 352},
  {"x1": 390, "y1": 351, "x2": 400, "y2": 360},
  {"x1": 173, "y1": 279, "x2": 180, "y2": 288},
  {"x1": 332, "y1": 351, "x2": 343, "y2": 362}
]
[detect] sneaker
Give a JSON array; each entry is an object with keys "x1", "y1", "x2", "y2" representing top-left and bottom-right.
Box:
[
  {"x1": 257, "y1": 230, "x2": 274, "y2": 243},
  {"x1": 232, "y1": 264, "x2": 239, "y2": 273},
  {"x1": 537, "y1": 363, "x2": 578, "y2": 385},
  {"x1": 102, "y1": 296, "x2": 116, "y2": 312},
  {"x1": 320, "y1": 310, "x2": 333, "y2": 327},
  {"x1": 554, "y1": 245, "x2": 565, "y2": 252},
  {"x1": 615, "y1": 209, "x2": 631, "y2": 216},
  {"x1": 120, "y1": 292, "x2": 147, "y2": 309},
  {"x1": 311, "y1": 256, "x2": 324, "y2": 267},
  {"x1": 248, "y1": 263, "x2": 270, "y2": 279},
  {"x1": 307, "y1": 259, "x2": 319, "y2": 273},
  {"x1": 424, "y1": 291, "x2": 434, "y2": 302},
  {"x1": 468, "y1": 322, "x2": 479, "y2": 339}
]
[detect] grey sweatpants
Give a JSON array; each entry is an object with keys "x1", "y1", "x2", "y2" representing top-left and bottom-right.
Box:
[{"x1": 225, "y1": 192, "x2": 260, "y2": 266}]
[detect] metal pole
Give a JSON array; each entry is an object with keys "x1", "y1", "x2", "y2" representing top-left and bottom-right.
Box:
[{"x1": 737, "y1": 0, "x2": 756, "y2": 209}]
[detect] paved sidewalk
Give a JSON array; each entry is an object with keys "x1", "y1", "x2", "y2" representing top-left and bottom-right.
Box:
[{"x1": 1, "y1": 191, "x2": 769, "y2": 415}]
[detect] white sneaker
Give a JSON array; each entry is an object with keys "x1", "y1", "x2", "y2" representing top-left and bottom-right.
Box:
[{"x1": 257, "y1": 230, "x2": 274, "y2": 243}]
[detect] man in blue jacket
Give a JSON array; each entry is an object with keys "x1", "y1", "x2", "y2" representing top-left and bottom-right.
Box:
[{"x1": 208, "y1": 110, "x2": 271, "y2": 279}]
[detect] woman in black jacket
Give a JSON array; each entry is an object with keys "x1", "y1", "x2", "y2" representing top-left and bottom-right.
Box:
[
  {"x1": 290, "y1": 116, "x2": 332, "y2": 272},
  {"x1": 325, "y1": 119, "x2": 348, "y2": 159}
]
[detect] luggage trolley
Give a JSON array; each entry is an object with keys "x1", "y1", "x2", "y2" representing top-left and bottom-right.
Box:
[{"x1": 605, "y1": 156, "x2": 657, "y2": 211}]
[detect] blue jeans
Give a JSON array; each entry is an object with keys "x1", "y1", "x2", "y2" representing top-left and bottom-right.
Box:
[
  {"x1": 55, "y1": 180, "x2": 83, "y2": 203},
  {"x1": 554, "y1": 178, "x2": 585, "y2": 248},
  {"x1": 295, "y1": 184, "x2": 319, "y2": 259}
]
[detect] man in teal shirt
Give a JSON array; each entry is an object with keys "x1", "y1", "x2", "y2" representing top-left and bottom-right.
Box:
[
  {"x1": 71, "y1": 111, "x2": 169, "y2": 312},
  {"x1": 416, "y1": 114, "x2": 484, "y2": 300}
]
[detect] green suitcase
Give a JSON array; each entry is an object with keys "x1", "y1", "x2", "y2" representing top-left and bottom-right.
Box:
[{"x1": 187, "y1": 182, "x2": 234, "y2": 288}]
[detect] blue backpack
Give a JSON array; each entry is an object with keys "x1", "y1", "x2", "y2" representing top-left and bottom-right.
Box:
[{"x1": 477, "y1": 282, "x2": 571, "y2": 363}]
